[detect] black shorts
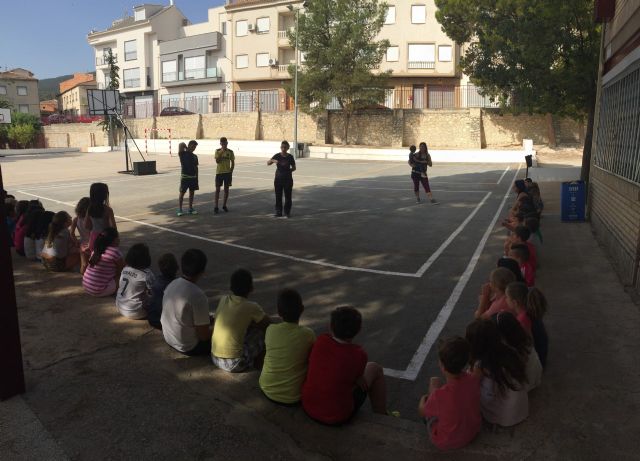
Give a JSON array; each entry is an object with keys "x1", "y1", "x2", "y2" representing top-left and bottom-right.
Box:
[
  {"x1": 216, "y1": 173, "x2": 232, "y2": 188},
  {"x1": 180, "y1": 178, "x2": 199, "y2": 193}
]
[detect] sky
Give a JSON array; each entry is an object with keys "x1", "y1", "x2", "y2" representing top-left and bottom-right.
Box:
[{"x1": 0, "y1": 0, "x2": 226, "y2": 79}]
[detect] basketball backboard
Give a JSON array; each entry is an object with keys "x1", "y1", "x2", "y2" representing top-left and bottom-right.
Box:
[
  {"x1": 87, "y1": 89, "x2": 121, "y2": 116},
  {"x1": 0, "y1": 108, "x2": 11, "y2": 124}
]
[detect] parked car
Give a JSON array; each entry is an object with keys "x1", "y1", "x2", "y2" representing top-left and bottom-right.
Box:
[{"x1": 160, "y1": 107, "x2": 195, "y2": 116}]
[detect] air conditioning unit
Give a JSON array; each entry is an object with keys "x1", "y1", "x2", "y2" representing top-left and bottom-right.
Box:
[
  {"x1": 269, "y1": 58, "x2": 278, "y2": 67},
  {"x1": 247, "y1": 23, "x2": 255, "y2": 32}
]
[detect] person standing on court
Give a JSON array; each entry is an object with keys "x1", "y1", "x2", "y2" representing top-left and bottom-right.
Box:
[
  {"x1": 410, "y1": 142, "x2": 437, "y2": 204},
  {"x1": 214, "y1": 137, "x2": 235, "y2": 214},
  {"x1": 267, "y1": 140, "x2": 296, "y2": 218},
  {"x1": 177, "y1": 140, "x2": 199, "y2": 216}
]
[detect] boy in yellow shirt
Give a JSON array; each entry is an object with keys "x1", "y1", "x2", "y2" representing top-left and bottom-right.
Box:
[
  {"x1": 260, "y1": 289, "x2": 315, "y2": 404},
  {"x1": 214, "y1": 137, "x2": 235, "y2": 214}
]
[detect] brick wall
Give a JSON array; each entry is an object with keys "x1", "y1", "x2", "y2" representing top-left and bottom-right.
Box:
[
  {"x1": 259, "y1": 112, "x2": 318, "y2": 143},
  {"x1": 481, "y1": 111, "x2": 549, "y2": 146},
  {"x1": 589, "y1": 167, "x2": 640, "y2": 290},
  {"x1": 156, "y1": 114, "x2": 200, "y2": 139},
  {"x1": 404, "y1": 109, "x2": 481, "y2": 149},
  {"x1": 327, "y1": 111, "x2": 398, "y2": 146}
]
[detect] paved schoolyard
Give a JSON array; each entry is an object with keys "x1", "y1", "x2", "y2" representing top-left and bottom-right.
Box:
[
  {"x1": 3, "y1": 150, "x2": 640, "y2": 460},
  {"x1": 5, "y1": 151, "x2": 520, "y2": 415}
]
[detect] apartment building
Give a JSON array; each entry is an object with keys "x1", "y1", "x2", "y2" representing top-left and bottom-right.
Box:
[
  {"x1": 0, "y1": 68, "x2": 40, "y2": 116},
  {"x1": 87, "y1": 3, "x2": 188, "y2": 117},
  {"x1": 58, "y1": 73, "x2": 97, "y2": 116}
]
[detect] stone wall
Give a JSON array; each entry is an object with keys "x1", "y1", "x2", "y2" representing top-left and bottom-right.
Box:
[
  {"x1": 259, "y1": 112, "x2": 319, "y2": 143},
  {"x1": 42, "y1": 110, "x2": 586, "y2": 151},
  {"x1": 201, "y1": 112, "x2": 259, "y2": 140},
  {"x1": 43, "y1": 123, "x2": 106, "y2": 151}
]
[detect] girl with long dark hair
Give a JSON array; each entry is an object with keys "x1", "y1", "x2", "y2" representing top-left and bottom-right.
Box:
[
  {"x1": 85, "y1": 183, "x2": 117, "y2": 251},
  {"x1": 82, "y1": 227, "x2": 124, "y2": 297}
]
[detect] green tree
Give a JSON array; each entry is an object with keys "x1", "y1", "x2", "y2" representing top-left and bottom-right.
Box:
[
  {"x1": 435, "y1": 0, "x2": 600, "y2": 180},
  {"x1": 288, "y1": 0, "x2": 391, "y2": 144},
  {"x1": 99, "y1": 49, "x2": 122, "y2": 148},
  {"x1": 0, "y1": 97, "x2": 12, "y2": 109},
  {"x1": 8, "y1": 124, "x2": 37, "y2": 148}
]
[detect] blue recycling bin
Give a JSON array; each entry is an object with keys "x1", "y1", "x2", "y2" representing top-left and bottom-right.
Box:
[{"x1": 561, "y1": 180, "x2": 586, "y2": 222}]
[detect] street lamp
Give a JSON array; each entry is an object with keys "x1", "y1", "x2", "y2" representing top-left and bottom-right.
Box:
[{"x1": 287, "y1": 2, "x2": 305, "y2": 157}]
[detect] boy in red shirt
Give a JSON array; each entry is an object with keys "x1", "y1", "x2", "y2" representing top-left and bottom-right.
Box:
[
  {"x1": 509, "y1": 244, "x2": 535, "y2": 287},
  {"x1": 505, "y1": 225, "x2": 537, "y2": 269},
  {"x1": 302, "y1": 306, "x2": 388, "y2": 425},
  {"x1": 419, "y1": 337, "x2": 481, "y2": 450}
]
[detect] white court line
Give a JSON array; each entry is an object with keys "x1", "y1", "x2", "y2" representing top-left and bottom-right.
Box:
[
  {"x1": 496, "y1": 165, "x2": 511, "y2": 184},
  {"x1": 384, "y1": 164, "x2": 521, "y2": 380},
  {"x1": 17, "y1": 185, "x2": 493, "y2": 278}
]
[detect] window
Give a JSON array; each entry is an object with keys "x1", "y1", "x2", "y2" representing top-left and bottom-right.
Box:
[
  {"x1": 408, "y1": 44, "x2": 435, "y2": 68},
  {"x1": 123, "y1": 68, "x2": 140, "y2": 88},
  {"x1": 185, "y1": 56, "x2": 206, "y2": 79},
  {"x1": 184, "y1": 91, "x2": 208, "y2": 114},
  {"x1": 221, "y1": 21, "x2": 227, "y2": 35},
  {"x1": 256, "y1": 52, "x2": 270, "y2": 67},
  {"x1": 438, "y1": 45, "x2": 452, "y2": 62},
  {"x1": 385, "y1": 6, "x2": 396, "y2": 24},
  {"x1": 162, "y1": 60, "x2": 177, "y2": 82},
  {"x1": 236, "y1": 20, "x2": 248, "y2": 36},
  {"x1": 411, "y1": 4, "x2": 426, "y2": 23},
  {"x1": 386, "y1": 46, "x2": 399, "y2": 62},
  {"x1": 134, "y1": 9, "x2": 145, "y2": 21},
  {"x1": 0, "y1": 85, "x2": 6, "y2": 95},
  {"x1": 236, "y1": 54, "x2": 249, "y2": 69},
  {"x1": 124, "y1": 40, "x2": 137, "y2": 61},
  {"x1": 17, "y1": 86, "x2": 27, "y2": 96},
  {"x1": 18, "y1": 104, "x2": 29, "y2": 113},
  {"x1": 256, "y1": 17, "x2": 270, "y2": 33}
]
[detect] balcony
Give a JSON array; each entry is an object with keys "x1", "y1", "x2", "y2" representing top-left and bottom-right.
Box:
[
  {"x1": 96, "y1": 53, "x2": 118, "y2": 66},
  {"x1": 278, "y1": 64, "x2": 290, "y2": 74},
  {"x1": 408, "y1": 61, "x2": 436, "y2": 70},
  {"x1": 278, "y1": 29, "x2": 293, "y2": 48},
  {"x1": 161, "y1": 67, "x2": 222, "y2": 87}
]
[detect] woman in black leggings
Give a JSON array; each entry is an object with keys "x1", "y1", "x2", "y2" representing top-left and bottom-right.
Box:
[
  {"x1": 267, "y1": 140, "x2": 297, "y2": 218},
  {"x1": 410, "y1": 142, "x2": 437, "y2": 204}
]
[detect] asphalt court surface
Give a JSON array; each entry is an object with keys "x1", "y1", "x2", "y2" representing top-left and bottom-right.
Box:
[{"x1": 5, "y1": 151, "x2": 521, "y2": 418}]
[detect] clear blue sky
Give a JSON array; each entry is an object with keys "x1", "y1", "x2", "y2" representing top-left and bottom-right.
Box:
[{"x1": 0, "y1": 0, "x2": 225, "y2": 79}]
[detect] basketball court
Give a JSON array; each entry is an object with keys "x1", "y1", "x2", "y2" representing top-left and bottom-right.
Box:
[{"x1": 4, "y1": 150, "x2": 521, "y2": 417}]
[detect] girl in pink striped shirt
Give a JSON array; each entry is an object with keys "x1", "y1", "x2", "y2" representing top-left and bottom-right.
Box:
[{"x1": 82, "y1": 228, "x2": 124, "y2": 297}]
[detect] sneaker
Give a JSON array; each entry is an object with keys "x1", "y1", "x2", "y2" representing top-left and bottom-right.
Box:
[
  {"x1": 431, "y1": 199, "x2": 439, "y2": 204},
  {"x1": 416, "y1": 197, "x2": 421, "y2": 203},
  {"x1": 177, "y1": 210, "x2": 184, "y2": 217},
  {"x1": 285, "y1": 214, "x2": 290, "y2": 219},
  {"x1": 274, "y1": 213, "x2": 283, "y2": 218},
  {"x1": 189, "y1": 208, "x2": 198, "y2": 215},
  {"x1": 214, "y1": 207, "x2": 219, "y2": 214},
  {"x1": 222, "y1": 206, "x2": 229, "y2": 212},
  {"x1": 387, "y1": 410, "x2": 401, "y2": 418}
]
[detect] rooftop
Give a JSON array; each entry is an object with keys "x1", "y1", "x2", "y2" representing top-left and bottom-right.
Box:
[{"x1": 0, "y1": 68, "x2": 37, "y2": 81}]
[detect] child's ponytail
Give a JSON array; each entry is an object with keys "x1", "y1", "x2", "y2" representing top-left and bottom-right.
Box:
[
  {"x1": 526, "y1": 288, "x2": 548, "y2": 320},
  {"x1": 89, "y1": 227, "x2": 119, "y2": 267}
]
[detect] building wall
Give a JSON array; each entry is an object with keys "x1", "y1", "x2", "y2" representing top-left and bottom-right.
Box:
[
  {"x1": 43, "y1": 123, "x2": 106, "y2": 150},
  {"x1": 260, "y1": 111, "x2": 318, "y2": 142},
  {"x1": 0, "y1": 78, "x2": 40, "y2": 116},
  {"x1": 202, "y1": 112, "x2": 260, "y2": 139}
]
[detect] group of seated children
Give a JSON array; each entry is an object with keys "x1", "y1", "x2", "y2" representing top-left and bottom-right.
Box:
[
  {"x1": 5, "y1": 178, "x2": 549, "y2": 449},
  {"x1": 418, "y1": 178, "x2": 549, "y2": 450}
]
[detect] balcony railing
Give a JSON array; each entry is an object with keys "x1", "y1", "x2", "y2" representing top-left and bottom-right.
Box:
[
  {"x1": 162, "y1": 68, "x2": 220, "y2": 83},
  {"x1": 96, "y1": 53, "x2": 118, "y2": 66},
  {"x1": 408, "y1": 61, "x2": 436, "y2": 69},
  {"x1": 278, "y1": 65, "x2": 289, "y2": 73},
  {"x1": 278, "y1": 30, "x2": 288, "y2": 39}
]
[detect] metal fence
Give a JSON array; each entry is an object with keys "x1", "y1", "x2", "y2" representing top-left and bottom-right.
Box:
[
  {"x1": 120, "y1": 85, "x2": 502, "y2": 118},
  {"x1": 594, "y1": 65, "x2": 640, "y2": 185}
]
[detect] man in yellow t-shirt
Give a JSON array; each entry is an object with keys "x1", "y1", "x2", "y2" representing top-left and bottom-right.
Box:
[
  {"x1": 214, "y1": 136, "x2": 235, "y2": 214},
  {"x1": 259, "y1": 289, "x2": 315, "y2": 404},
  {"x1": 211, "y1": 269, "x2": 270, "y2": 372}
]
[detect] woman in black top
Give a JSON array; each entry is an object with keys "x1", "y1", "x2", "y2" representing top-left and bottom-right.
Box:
[{"x1": 267, "y1": 140, "x2": 297, "y2": 218}]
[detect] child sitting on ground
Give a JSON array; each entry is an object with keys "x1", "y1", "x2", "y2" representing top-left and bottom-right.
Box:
[
  {"x1": 147, "y1": 253, "x2": 179, "y2": 329},
  {"x1": 494, "y1": 311, "x2": 542, "y2": 391},
  {"x1": 260, "y1": 289, "x2": 316, "y2": 405},
  {"x1": 70, "y1": 197, "x2": 91, "y2": 274},
  {"x1": 505, "y1": 225, "x2": 537, "y2": 269},
  {"x1": 474, "y1": 267, "x2": 516, "y2": 319},
  {"x1": 14, "y1": 201, "x2": 40, "y2": 255},
  {"x1": 509, "y1": 244, "x2": 535, "y2": 288},
  {"x1": 5, "y1": 198, "x2": 16, "y2": 247},
  {"x1": 466, "y1": 318, "x2": 529, "y2": 428},
  {"x1": 507, "y1": 282, "x2": 550, "y2": 368},
  {"x1": 116, "y1": 243, "x2": 155, "y2": 319},
  {"x1": 41, "y1": 211, "x2": 80, "y2": 272},
  {"x1": 11, "y1": 200, "x2": 29, "y2": 252},
  {"x1": 161, "y1": 249, "x2": 211, "y2": 355},
  {"x1": 34, "y1": 211, "x2": 55, "y2": 262},
  {"x1": 211, "y1": 269, "x2": 271, "y2": 372},
  {"x1": 419, "y1": 337, "x2": 481, "y2": 450},
  {"x1": 82, "y1": 228, "x2": 124, "y2": 297},
  {"x1": 302, "y1": 306, "x2": 390, "y2": 425}
]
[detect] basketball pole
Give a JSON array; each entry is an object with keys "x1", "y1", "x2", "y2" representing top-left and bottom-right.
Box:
[{"x1": 0, "y1": 164, "x2": 26, "y2": 400}]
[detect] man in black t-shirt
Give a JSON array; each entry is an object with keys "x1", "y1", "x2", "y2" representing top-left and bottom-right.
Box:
[
  {"x1": 267, "y1": 140, "x2": 297, "y2": 217},
  {"x1": 177, "y1": 140, "x2": 199, "y2": 216}
]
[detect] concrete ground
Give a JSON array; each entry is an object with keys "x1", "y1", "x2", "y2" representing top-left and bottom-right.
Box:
[{"x1": 1, "y1": 151, "x2": 639, "y2": 460}]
